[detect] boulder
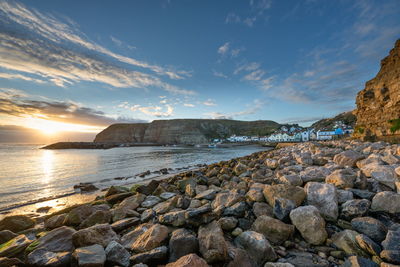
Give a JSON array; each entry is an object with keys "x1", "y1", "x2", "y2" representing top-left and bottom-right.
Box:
[
  {"x1": 300, "y1": 167, "x2": 330, "y2": 183},
  {"x1": 223, "y1": 201, "x2": 247, "y2": 217},
  {"x1": 26, "y1": 226, "x2": 76, "y2": 255},
  {"x1": 370, "y1": 165, "x2": 397, "y2": 189},
  {"x1": 27, "y1": 249, "x2": 72, "y2": 266},
  {"x1": 0, "y1": 234, "x2": 32, "y2": 258},
  {"x1": 0, "y1": 215, "x2": 35, "y2": 232},
  {"x1": 355, "y1": 234, "x2": 381, "y2": 256},
  {"x1": 380, "y1": 250, "x2": 400, "y2": 265},
  {"x1": 382, "y1": 230, "x2": 400, "y2": 251},
  {"x1": 212, "y1": 191, "x2": 244, "y2": 215},
  {"x1": 337, "y1": 190, "x2": 354, "y2": 204},
  {"x1": 342, "y1": 256, "x2": 379, "y2": 267},
  {"x1": 263, "y1": 184, "x2": 306, "y2": 207},
  {"x1": 331, "y1": 230, "x2": 369, "y2": 257},
  {"x1": 195, "y1": 189, "x2": 218, "y2": 200},
  {"x1": 168, "y1": 229, "x2": 199, "y2": 262},
  {"x1": 325, "y1": 169, "x2": 356, "y2": 189},
  {"x1": 130, "y1": 246, "x2": 168, "y2": 265},
  {"x1": 141, "y1": 195, "x2": 162, "y2": 208},
  {"x1": 273, "y1": 198, "x2": 296, "y2": 222},
  {"x1": 234, "y1": 230, "x2": 277, "y2": 265},
  {"x1": 218, "y1": 217, "x2": 238, "y2": 231},
  {"x1": 105, "y1": 240, "x2": 130, "y2": 267},
  {"x1": 159, "y1": 210, "x2": 186, "y2": 227},
  {"x1": 121, "y1": 223, "x2": 152, "y2": 250},
  {"x1": 341, "y1": 199, "x2": 371, "y2": 220},
  {"x1": 72, "y1": 244, "x2": 106, "y2": 267},
  {"x1": 281, "y1": 251, "x2": 330, "y2": 267},
  {"x1": 44, "y1": 214, "x2": 67, "y2": 230},
  {"x1": 333, "y1": 150, "x2": 364, "y2": 167},
  {"x1": 63, "y1": 204, "x2": 95, "y2": 226},
  {"x1": 198, "y1": 220, "x2": 228, "y2": 263},
  {"x1": 112, "y1": 193, "x2": 146, "y2": 221},
  {"x1": 304, "y1": 182, "x2": 338, "y2": 221},
  {"x1": 79, "y1": 210, "x2": 111, "y2": 229},
  {"x1": 131, "y1": 224, "x2": 169, "y2": 253},
  {"x1": 0, "y1": 230, "x2": 17, "y2": 244},
  {"x1": 166, "y1": 253, "x2": 209, "y2": 267},
  {"x1": 289, "y1": 206, "x2": 327, "y2": 245},
  {"x1": 252, "y1": 202, "x2": 273, "y2": 218},
  {"x1": 351, "y1": 217, "x2": 388, "y2": 242},
  {"x1": 252, "y1": 215, "x2": 294, "y2": 245},
  {"x1": 72, "y1": 224, "x2": 119, "y2": 248},
  {"x1": 371, "y1": 192, "x2": 400, "y2": 214},
  {"x1": 278, "y1": 174, "x2": 303, "y2": 186},
  {"x1": 136, "y1": 180, "x2": 160, "y2": 195},
  {"x1": 111, "y1": 217, "x2": 140, "y2": 232},
  {"x1": 0, "y1": 257, "x2": 24, "y2": 267}
]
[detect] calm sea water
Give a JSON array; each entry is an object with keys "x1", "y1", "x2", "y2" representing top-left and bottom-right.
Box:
[{"x1": 0, "y1": 144, "x2": 267, "y2": 211}]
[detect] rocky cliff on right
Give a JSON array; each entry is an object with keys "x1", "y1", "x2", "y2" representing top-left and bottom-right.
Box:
[{"x1": 354, "y1": 39, "x2": 400, "y2": 142}]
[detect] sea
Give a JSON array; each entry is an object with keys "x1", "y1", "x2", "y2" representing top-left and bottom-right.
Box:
[{"x1": 0, "y1": 144, "x2": 267, "y2": 212}]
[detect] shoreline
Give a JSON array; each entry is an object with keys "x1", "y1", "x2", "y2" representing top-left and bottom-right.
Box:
[{"x1": 1, "y1": 140, "x2": 399, "y2": 266}]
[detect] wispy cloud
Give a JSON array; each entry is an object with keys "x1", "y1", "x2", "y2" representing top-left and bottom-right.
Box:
[
  {"x1": 218, "y1": 42, "x2": 230, "y2": 55},
  {"x1": 212, "y1": 70, "x2": 228, "y2": 78},
  {"x1": 203, "y1": 99, "x2": 217, "y2": 106},
  {"x1": 204, "y1": 99, "x2": 264, "y2": 119},
  {"x1": 0, "y1": 1, "x2": 195, "y2": 95},
  {"x1": 183, "y1": 103, "x2": 195, "y2": 107},
  {"x1": 130, "y1": 104, "x2": 174, "y2": 117},
  {"x1": 0, "y1": 72, "x2": 46, "y2": 84},
  {"x1": 225, "y1": 0, "x2": 272, "y2": 27},
  {"x1": 0, "y1": 88, "x2": 143, "y2": 126}
]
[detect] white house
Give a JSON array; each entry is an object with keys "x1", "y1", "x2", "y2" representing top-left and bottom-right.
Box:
[
  {"x1": 301, "y1": 131, "x2": 310, "y2": 141},
  {"x1": 317, "y1": 130, "x2": 336, "y2": 140}
]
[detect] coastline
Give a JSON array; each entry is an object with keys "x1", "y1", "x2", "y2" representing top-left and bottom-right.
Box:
[{"x1": 1, "y1": 140, "x2": 399, "y2": 266}]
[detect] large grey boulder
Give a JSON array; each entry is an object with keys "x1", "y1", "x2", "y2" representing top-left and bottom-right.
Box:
[
  {"x1": 304, "y1": 182, "x2": 338, "y2": 221},
  {"x1": 130, "y1": 224, "x2": 169, "y2": 253},
  {"x1": 341, "y1": 199, "x2": 371, "y2": 220},
  {"x1": 198, "y1": 220, "x2": 228, "y2": 263},
  {"x1": 168, "y1": 229, "x2": 199, "y2": 262},
  {"x1": 289, "y1": 206, "x2": 327, "y2": 245},
  {"x1": 333, "y1": 150, "x2": 364, "y2": 167},
  {"x1": 331, "y1": 230, "x2": 369, "y2": 257},
  {"x1": 166, "y1": 253, "x2": 209, "y2": 267},
  {"x1": 0, "y1": 234, "x2": 32, "y2": 258},
  {"x1": 371, "y1": 191, "x2": 400, "y2": 214},
  {"x1": 351, "y1": 217, "x2": 388, "y2": 242},
  {"x1": 234, "y1": 230, "x2": 277, "y2": 266},
  {"x1": 325, "y1": 169, "x2": 356, "y2": 189}
]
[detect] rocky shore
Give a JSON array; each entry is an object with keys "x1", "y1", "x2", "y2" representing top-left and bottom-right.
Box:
[{"x1": 1, "y1": 140, "x2": 400, "y2": 267}]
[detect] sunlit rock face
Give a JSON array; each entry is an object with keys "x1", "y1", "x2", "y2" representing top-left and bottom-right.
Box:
[{"x1": 354, "y1": 39, "x2": 400, "y2": 142}]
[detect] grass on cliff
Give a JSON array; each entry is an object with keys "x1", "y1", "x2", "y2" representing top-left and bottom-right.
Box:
[{"x1": 389, "y1": 119, "x2": 400, "y2": 133}]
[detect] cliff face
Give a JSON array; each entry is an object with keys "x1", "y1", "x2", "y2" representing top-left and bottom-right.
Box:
[
  {"x1": 94, "y1": 119, "x2": 280, "y2": 144},
  {"x1": 354, "y1": 39, "x2": 400, "y2": 142}
]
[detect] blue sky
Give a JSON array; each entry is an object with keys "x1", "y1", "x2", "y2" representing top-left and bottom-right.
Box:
[{"x1": 0, "y1": 0, "x2": 399, "y2": 140}]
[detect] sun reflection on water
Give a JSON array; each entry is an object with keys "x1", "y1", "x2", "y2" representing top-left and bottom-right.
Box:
[{"x1": 41, "y1": 150, "x2": 54, "y2": 183}]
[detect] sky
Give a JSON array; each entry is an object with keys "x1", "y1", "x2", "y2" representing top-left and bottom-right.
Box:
[{"x1": 0, "y1": 0, "x2": 399, "y2": 143}]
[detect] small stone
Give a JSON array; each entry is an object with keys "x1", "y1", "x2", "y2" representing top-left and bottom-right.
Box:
[
  {"x1": 159, "y1": 210, "x2": 186, "y2": 227},
  {"x1": 337, "y1": 190, "x2": 354, "y2": 204},
  {"x1": 232, "y1": 227, "x2": 243, "y2": 236},
  {"x1": 44, "y1": 214, "x2": 67, "y2": 230},
  {"x1": 223, "y1": 201, "x2": 247, "y2": 217},
  {"x1": 195, "y1": 189, "x2": 218, "y2": 200},
  {"x1": 111, "y1": 217, "x2": 140, "y2": 232},
  {"x1": 141, "y1": 196, "x2": 162, "y2": 208},
  {"x1": 159, "y1": 192, "x2": 176, "y2": 200}
]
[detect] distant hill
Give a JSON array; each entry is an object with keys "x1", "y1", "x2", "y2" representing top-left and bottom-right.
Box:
[
  {"x1": 311, "y1": 111, "x2": 356, "y2": 130},
  {"x1": 94, "y1": 119, "x2": 280, "y2": 144}
]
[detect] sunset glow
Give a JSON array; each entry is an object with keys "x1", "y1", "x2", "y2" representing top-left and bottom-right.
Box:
[{"x1": 24, "y1": 118, "x2": 104, "y2": 135}]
